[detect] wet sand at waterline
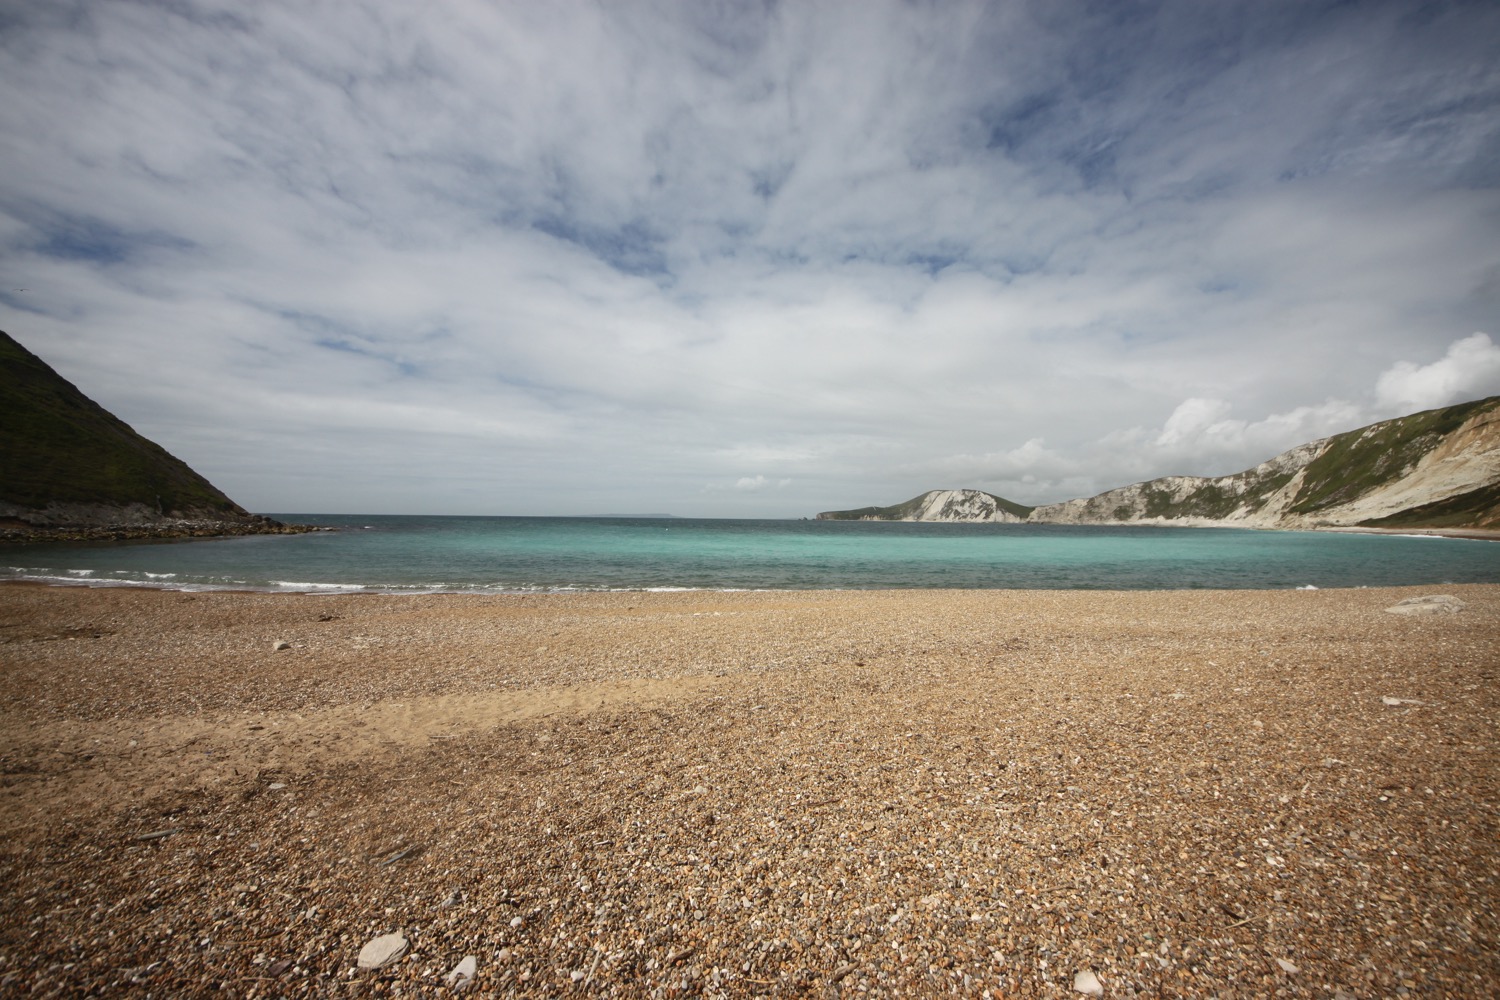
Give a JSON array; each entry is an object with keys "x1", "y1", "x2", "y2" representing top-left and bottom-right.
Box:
[{"x1": 1, "y1": 583, "x2": 1495, "y2": 997}]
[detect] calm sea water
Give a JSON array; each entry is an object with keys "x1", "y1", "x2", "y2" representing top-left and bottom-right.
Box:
[{"x1": 3, "y1": 515, "x2": 1498, "y2": 593}]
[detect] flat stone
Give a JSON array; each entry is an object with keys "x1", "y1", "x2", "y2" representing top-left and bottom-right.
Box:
[
  {"x1": 446, "y1": 955, "x2": 477, "y2": 989},
  {"x1": 1073, "y1": 968, "x2": 1104, "y2": 996},
  {"x1": 356, "y1": 931, "x2": 408, "y2": 970},
  {"x1": 272, "y1": 640, "x2": 292, "y2": 650},
  {"x1": 1276, "y1": 958, "x2": 1299, "y2": 974},
  {"x1": 1385, "y1": 595, "x2": 1466, "y2": 615}
]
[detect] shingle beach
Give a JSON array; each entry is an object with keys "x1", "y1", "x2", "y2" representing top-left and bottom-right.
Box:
[{"x1": 1, "y1": 583, "x2": 1496, "y2": 997}]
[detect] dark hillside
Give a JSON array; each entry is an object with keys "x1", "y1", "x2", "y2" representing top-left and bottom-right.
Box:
[
  {"x1": 1, "y1": 330, "x2": 241, "y2": 514},
  {"x1": 0, "y1": 330, "x2": 304, "y2": 539}
]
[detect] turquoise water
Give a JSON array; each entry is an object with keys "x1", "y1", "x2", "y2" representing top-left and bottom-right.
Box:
[{"x1": 3, "y1": 515, "x2": 1498, "y2": 592}]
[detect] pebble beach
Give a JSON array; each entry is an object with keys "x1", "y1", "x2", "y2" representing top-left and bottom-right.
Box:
[{"x1": 1, "y1": 582, "x2": 1495, "y2": 997}]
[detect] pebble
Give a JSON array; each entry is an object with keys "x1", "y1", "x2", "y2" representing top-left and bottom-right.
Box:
[
  {"x1": 446, "y1": 955, "x2": 477, "y2": 989},
  {"x1": 356, "y1": 932, "x2": 408, "y2": 970},
  {"x1": 272, "y1": 640, "x2": 291, "y2": 651},
  {"x1": 1275, "y1": 958, "x2": 1299, "y2": 974},
  {"x1": 1073, "y1": 968, "x2": 1104, "y2": 995},
  {"x1": 6, "y1": 584, "x2": 1496, "y2": 998}
]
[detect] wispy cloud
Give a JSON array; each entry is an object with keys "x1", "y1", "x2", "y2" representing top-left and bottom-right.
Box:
[{"x1": 2, "y1": 0, "x2": 1497, "y2": 515}]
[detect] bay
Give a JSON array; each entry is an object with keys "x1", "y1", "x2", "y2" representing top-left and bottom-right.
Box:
[{"x1": 3, "y1": 514, "x2": 1497, "y2": 592}]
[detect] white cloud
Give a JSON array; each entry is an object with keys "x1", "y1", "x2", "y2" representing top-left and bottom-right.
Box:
[
  {"x1": 1375, "y1": 333, "x2": 1500, "y2": 413},
  {"x1": 1155, "y1": 398, "x2": 1235, "y2": 448},
  {"x1": 731, "y1": 476, "x2": 792, "y2": 493},
  {"x1": 1, "y1": 1, "x2": 1497, "y2": 516}
]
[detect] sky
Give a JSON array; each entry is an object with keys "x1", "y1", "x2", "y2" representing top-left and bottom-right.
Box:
[{"x1": 2, "y1": 0, "x2": 1499, "y2": 518}]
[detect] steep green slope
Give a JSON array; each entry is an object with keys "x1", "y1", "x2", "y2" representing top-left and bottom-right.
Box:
[
  {"x1": 1287, "y1": 397, "x2": 1497, "y2": 517},
  {"x1": 0, "y1": 330, "x2": 242, "y2": 514}
]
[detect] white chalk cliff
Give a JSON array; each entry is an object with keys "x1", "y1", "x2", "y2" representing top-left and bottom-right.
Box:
[{"x1": 818, "y1": 396, "x2": 1500, "y2": 529}]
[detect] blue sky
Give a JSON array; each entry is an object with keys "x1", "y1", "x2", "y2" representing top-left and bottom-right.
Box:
[{"x1": 3, "y1": 0, "x2": 1499, "y2": 516}]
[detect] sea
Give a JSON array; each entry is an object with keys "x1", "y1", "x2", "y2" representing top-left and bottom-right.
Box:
[{"x1": 3, "y1": 515, "x2": 1498, "y2": 593}]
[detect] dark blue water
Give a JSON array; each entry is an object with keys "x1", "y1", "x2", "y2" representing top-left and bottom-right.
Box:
[{"x1": 3, "y1": 515, "x2": 1497, "y2": 592}]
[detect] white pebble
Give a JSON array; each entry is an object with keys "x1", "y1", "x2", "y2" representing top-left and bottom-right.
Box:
[{"x1": 1073, "y1": 969, "x2": 1104, "y2": 996}]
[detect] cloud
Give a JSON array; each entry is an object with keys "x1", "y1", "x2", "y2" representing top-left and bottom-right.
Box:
[
  {"x1": 1375, "y1": 333, "x2": 1500, "y2": 413},
  {"x1": 1155, "y1": 398, "x2": 1236, "y2": 448},
  {"x1": 1, "y1": 1, "x2": 1497, "y2": 516},
  {"x1": 731, "y1": 476, "x2": 792, "y2": 493}
]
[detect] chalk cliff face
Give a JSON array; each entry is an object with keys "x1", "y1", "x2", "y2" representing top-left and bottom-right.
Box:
[
  {"x1": 817, "y1": 396, "x2": 1500, "y2": 530},
  {"x1": 1027, "y1": 441, "x2": 1325, "y2": 527},
  {"x1": 817, "y1": 489, "x2": 1033, "y2": 522}
]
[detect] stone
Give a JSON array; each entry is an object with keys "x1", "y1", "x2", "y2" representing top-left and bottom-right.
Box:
[
  {"x1": 1073, "y1": 968, "x2": 1104, "y2": 996},
  {"x1": 356, "y1": 931, "x2": 408, "y2": 970},
  {"x1": 1385, "y1": 595, "x2": 1466, "y2": 616},
  {"x1": 272, "y1": 640, "x2": 292, "y2": 651},
  {"x1": 446, "y1": 955, "x2": 477, "y2": 990},
  {"x1": 1275, "y1": 958, "x2": 1299, "y2": 974}
]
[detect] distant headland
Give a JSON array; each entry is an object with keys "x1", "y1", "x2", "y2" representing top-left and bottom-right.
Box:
[{"x1": 818, "y1": 396, "x2": 1500, "y2": 532}]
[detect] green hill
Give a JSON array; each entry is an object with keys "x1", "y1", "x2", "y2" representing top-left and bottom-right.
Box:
[{"x1": 0, "y1": 330, "x2": 301, "y2": 539}]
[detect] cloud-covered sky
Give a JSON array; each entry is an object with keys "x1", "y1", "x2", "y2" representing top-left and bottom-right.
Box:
[{"x1": 3, "y1": 0, "x2": 1498, "y2": 517}]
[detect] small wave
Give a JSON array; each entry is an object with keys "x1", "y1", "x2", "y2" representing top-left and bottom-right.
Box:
[
  {"x1": 67, "y1": 569, "x2": 96, "y2": 577},
  {"x1": 142, "y1": 571, "x2": 178, "y2": 579},
  {"x1": 268, "y1": 581, "x2": 371, "y2": 593}
]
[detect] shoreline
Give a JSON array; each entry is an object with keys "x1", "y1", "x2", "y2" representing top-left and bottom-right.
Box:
[
  {"x1": 2, "y1": 584, "x2": 1496, "y2": 996},
  {"x1": 1316, "y1": 524, "x2": 1500, "y2": 542}
]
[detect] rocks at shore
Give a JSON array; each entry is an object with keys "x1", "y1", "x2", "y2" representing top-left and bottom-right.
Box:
[{"x1": 0, "y1": 510, "x2": 316, "y2": 543}]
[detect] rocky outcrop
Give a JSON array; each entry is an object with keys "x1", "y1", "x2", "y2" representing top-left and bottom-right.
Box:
[
  {"x1": 818, "y1": 396, "x2": 1500, "y2": 530},
  {"x1": 0, "y1": 501, "x2": 309, "y2": 542}
]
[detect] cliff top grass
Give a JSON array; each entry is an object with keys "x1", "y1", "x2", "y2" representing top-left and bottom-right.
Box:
[{"x1": 1288, "y1": 395, "x2": 1499, "y2": 516}]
